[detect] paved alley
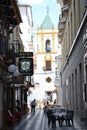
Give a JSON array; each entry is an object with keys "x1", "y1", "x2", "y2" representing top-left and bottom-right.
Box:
[{"x1": 13, "y1": 108, "x2": 86, "y2": 130}]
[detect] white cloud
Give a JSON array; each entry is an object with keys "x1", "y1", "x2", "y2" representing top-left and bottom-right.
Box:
[{"x1": 18, "y1": 0, "x2": 44, "y2": 4}]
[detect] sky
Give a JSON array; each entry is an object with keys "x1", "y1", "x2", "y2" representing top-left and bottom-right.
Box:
[{"x1": 18, "y1": 0, "x2": 61, "y2": 29}]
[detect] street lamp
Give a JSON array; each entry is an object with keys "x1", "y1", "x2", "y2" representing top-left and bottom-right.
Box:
[
  {"x1": 8, "y1": 64, "x2": 16, "y2": 73},
  {"x1": 13, "y1": 69, "x2": 21, "y2": 77},
  {"x1": 0, "y1": 65, "x2": 20, "y2": 88}
]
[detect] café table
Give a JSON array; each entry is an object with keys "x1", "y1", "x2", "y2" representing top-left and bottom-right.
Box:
[{"x1": 51, "y1": 111, "x2": 67, "y2": 127}]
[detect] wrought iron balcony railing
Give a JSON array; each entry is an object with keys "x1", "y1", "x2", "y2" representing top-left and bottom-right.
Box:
[
  {"x1": 58, "y1": 32, "x2": 64, "y2": 39},
  {"x1": 4, "y1": 43, "x2": 16, "y2": 65},
  {"x1": 12, "y1": 40, "x2": 20, "y2": 57},
  {"x1": 62, "y1": 4, "x2": 69, "y2": 13},
  {"x1": 58, "y1": 22, "x2": 65, "y2": 32},
  {"x1": 43, "y1": 66, "x2": 52, "y2": 71}
]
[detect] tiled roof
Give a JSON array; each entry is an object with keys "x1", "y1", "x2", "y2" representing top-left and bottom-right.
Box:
[{"x1": 40, "y1": 13, "x2": 54, "y2": 30}]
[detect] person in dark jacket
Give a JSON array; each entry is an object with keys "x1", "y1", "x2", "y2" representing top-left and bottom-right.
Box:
[
  {"x1": 16, "y1": 100, "x2": 21, "y2": 112},
  {"x1": 31, "y1": 99, "x2": 36, "y2": 114}
]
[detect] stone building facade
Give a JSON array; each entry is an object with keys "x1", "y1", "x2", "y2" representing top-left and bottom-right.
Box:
[{"x1": 57, "y1": 0, "x2": 87, "y2": 127}]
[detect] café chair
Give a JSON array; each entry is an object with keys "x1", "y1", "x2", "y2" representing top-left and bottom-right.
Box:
[{"x1": 63, "y1": 110, "x2": 74, "y2": 126}]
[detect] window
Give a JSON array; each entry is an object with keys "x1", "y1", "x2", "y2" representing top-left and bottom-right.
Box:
[
  {"x1": 46, "y1": 60, "x2": 51, "y2": 70},
  {"x1": 45, "y1": 39, "x2": 51, "y2": 52},
  {"x1": 46, "y1": 77, "x2": 52, "y2": 83},
  {"x1": 75, "y1": 69, "x2": 77, "y2": 107},
  {"x1": 13, "y1": 40, "x2": 20, "y2": 55},
  {"x1": 0, "y1": 19, "x2": 2, "y2": 32},
  {"x1": 69, "y1": 77, "x2": 71, "y2": 106},
  {"x1": 0, "y1": 33, "x2": 8, "y2": 56},
  {"x1": 79, "y1": 63, "x2": 83, "y2": 108},
  {"x1": 72, "y1": 73, "x2": 74, "y2": 107}
]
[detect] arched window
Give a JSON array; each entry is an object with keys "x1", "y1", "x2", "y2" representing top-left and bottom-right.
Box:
[{"x1": 45, "y1": 39, "x2": 51, "y2": 52}]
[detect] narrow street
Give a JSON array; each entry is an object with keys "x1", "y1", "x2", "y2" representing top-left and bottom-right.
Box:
[
  {"x1": 14, "y1": 108, "x2": 44, "y2": 130},
  {"x1": 13, "y1": 108, "x2": 86, "y2": 130},
  {"x1": 0, "y1": 1, "x2": 87, "y2": 130}
]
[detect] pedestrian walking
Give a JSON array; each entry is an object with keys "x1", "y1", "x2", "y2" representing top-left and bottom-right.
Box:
[
  {"x1": 30, "y1": 99, "x2": 36, "y2": 114},
  {"x1": 16, "y1": 100, "x2": 21, "y2": 112},
  {"x1": 54, "y1": 99, "x2": 56, "y2": 106}
]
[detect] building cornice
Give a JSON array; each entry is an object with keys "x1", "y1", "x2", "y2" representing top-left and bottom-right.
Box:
[
  {"x1": 68, "y1": 11, "x2": 87, "y2": 58},
  {"x1": 37, "y1": 31, "x2": 58, "y2": 35},
  {"x1": 35, "y1": 52, "x2": 57, "y2": 55}
]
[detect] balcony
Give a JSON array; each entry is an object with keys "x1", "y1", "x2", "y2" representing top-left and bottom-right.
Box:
[
  {"x1": 58, "y1": 32, "x2": 64, "y2": 39},
  {"x1": 63, "y1": 0, "x2": 71, "y2": 4},
  {"x1": 0, "y1": 0, "x2": 22, "y2": 26},
  {"x1": 59, "y1": 14, "x2": 67, "y2": 24},
  {"x1": 54, "y1": 78, "x2": 59, "y2": 87},
  {"x1": 43, "y1": 66, "x2": 52, "y2": 71},
  {"x1": 62, "y1": 4, "x2": 69, "y2": 13},
  {"x1": 45, "y1": 47, "x2": 51, "y2": 52},
  {"x1": 58, "y1": 22, "x2": 65, "y2": 31},
  {"x1": 0, "y1": 34, "x2": 8, "y2": 61},
  {"x1": 4, "y1": 43, "x2": 16, "y2": 65},
  {"x1": 12, "y1": 40, "x2": 20, "y2": 57},
  {"x1": 58, "y1": 39, "x2": 61, "y2": 44}
]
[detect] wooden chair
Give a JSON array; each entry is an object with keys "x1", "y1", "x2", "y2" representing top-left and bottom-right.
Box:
[
  {"x1": 63, "y1": 110, "x2": 74, "y2": 126},
  {"x1": 47, "y1": 109, "x2": 53, "y2": 127},
  {"x1": 7, "y1": 109, "x2": 16, "y2": 126},
  {"x1": 47, "y1": 108, "x2": 56, "y2": 128}
]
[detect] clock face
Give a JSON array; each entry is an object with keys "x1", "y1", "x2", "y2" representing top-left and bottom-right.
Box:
[
  {"x1": 18, "y1": 58, "x2": 33, "y2": 76},
  {"x1": 21, "y1": 61, "x2": 30, "y2": 71}
]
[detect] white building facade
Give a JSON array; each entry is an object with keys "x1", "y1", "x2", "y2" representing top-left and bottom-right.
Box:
[
  {"x1": 18, "y1": 3, "x2": 33, "y2": 52},
  {"x1": 32, "y1": 11, "x2": 60, "y2": 104}
]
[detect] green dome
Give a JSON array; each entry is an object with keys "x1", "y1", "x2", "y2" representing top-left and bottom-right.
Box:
[{"x1": 40, "y1": 14, "x2": 54, "y2": 30}]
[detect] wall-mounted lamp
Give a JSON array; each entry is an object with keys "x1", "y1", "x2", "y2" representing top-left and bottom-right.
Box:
[
  {"x1": 8, "y1": 64, "x2": 16, "y2": 73},
  {"x1": 0, "y1": 64, "x2": 20, "y2": 82},
  {"x1": 13, "y1": 69, "x2": 21, "y2": 77}
]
